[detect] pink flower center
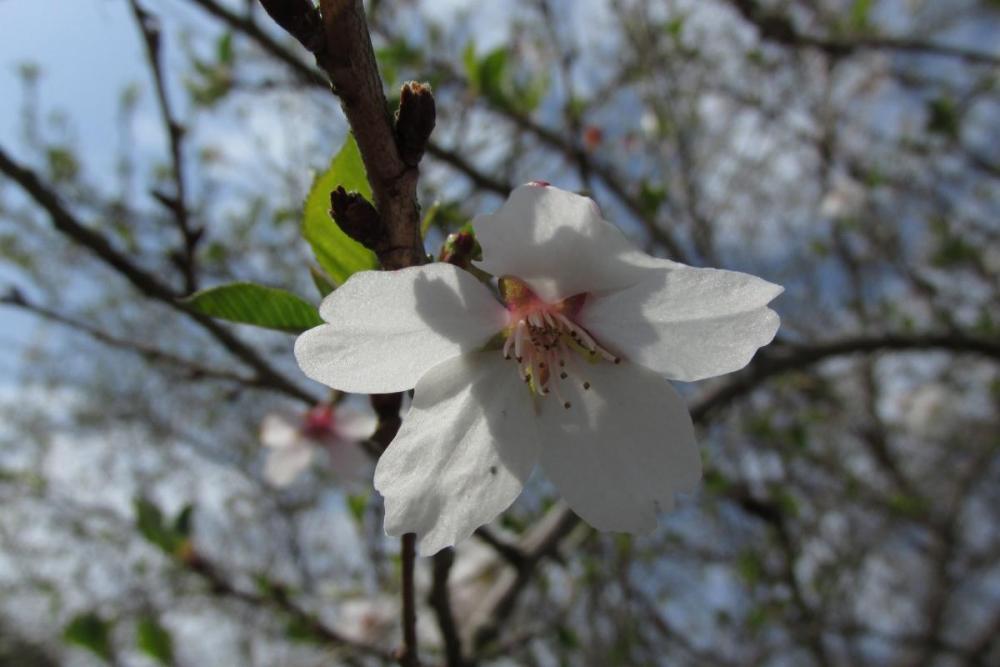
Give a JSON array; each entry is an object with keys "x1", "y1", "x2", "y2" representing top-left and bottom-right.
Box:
[
  {"x1": 499, "y1": 276, "x2": 619, "y2": 408},
  {"x1": 301, "y1": 405, "x2": 335, "y2": 438}
]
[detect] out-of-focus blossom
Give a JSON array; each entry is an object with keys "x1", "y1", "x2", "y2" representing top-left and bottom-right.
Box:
[{"x1": 260, "y1": 403, "x2": 374, "y2": 487}]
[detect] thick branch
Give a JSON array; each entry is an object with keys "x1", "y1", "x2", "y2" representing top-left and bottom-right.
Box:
[
  {"x1": 189, "y1": 0, "x2": 509, "y2": 200},
  {"x1": 258, "y1": 0, "x2": 424, "y2": 270}
]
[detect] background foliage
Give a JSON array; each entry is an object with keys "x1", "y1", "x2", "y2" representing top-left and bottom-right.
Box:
[{"x1": 0, "y1": 0, "x2": 998, "y2": 665}]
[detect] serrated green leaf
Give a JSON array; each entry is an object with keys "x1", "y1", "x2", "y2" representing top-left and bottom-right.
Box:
[
  {"x1": 64, "y1": 612, "x2": 112, "y2": 661},
  {"x1": 182, "y1": 282, "x2": 323, "y2": 333},
  {"x1": 303, "y1": 134, "x2": 378, "y2": 283},
  {"x1": 137, "y1": 617, "x2": 173, "y2": 664}
]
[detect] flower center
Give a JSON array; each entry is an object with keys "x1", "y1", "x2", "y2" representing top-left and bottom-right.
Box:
[
  {"x1": 301, "y1": 404, "x2": 335, "y2": 438},
  {"x1": 499, "y1": 276, "x2": 619, "y2": 408}
]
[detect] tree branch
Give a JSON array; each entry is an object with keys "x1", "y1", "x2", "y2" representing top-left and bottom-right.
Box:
[
  {"x1": 398, "y1": 533, "x2": 421, "y2": 667},
  {"x1": 0, "y1": 145, "x2": 314, "y2": 404},
  {"x1": 128, "y1": 0, "x2": 202, "y2": 293},
  {"x1": 258, "y1": 0, "x2": 425, "y2": 270},
  {"x1": 188, "y1": 0, "x2": 511, "y2": 201},
  {"x1": 726, "y1": 0, "x2": 1000, "y2": 67},
  {"x1": 183, "y1": 552, "x2": 395, "y2": 664},
  {"x1": 691, "y1": 333, "x2": 1000, "y2": 422},
  {"x1": 429, "y1": 548, "x2": 466, "y2": 667},
  {"x1": 1, "y1": 288, "x2": 257, "y2": 387}
]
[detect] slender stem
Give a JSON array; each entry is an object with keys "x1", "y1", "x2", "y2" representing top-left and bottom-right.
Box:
[
  {"x1": 128, "y1": 0, "x2": 200, "y2": 293},
  {"x1": 398, "y1": 533, "x2": 420, "y2": 667},
  {"x1": 430, "y1": 549, "x2": 465, "y2": 667}
]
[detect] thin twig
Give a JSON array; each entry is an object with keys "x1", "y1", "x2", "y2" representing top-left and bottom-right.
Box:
[
  {"x1": 184, "y1": 552, "x2": 395, "y2": 664},
  {"x1": 430, "y1": 548, "x2": 466, "y2": 667},
  {"x1": 0, "y1": 146, "x2": 315, "y2": 404},
  {"x1": 725, "y1": 0, "x2": 1000, "y2": 67},
  {"x1": 128, "y1": 0, "x2": 202, "y2": 294},
  {"x1": 1, "y1": 288, "x2": 255, "y2": 387}
]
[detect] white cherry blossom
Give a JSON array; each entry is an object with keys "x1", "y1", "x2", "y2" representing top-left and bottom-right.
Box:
[
  {"x1": 260, "y1": 403, "x2": 374, "y2": 487},
  {"x1": 296, "y1": 183, "x2": 782, "y2": 554}
]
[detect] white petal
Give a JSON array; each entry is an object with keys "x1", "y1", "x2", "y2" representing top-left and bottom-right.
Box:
[
  {"x1": 580, "y1": 264, "x2": 782, "y2": 381},
  {"x1": 295, "y1": 264, "x2": 509, "y2": 393},
  {"x1": 473, "y1": 184, "x2": 646, "y2": 302},
  {"x1": 260, "y1": 413, "x2": 300, "y2": 450},
  {"x1": 333, "y1": 404, "x2": 378, "y2": 441},
  {"x1": 374, "y1": 352, "x2": 539, "y2": 555},
  {"x1": 537, "y1": 362, "x2": 700, "y2": 532},
  {"x1": 324, "y1": 438, "x2": 373, "y2": 482},
  {"x1": 264, "y1": 443, "x2": 315, "y2": 487}
]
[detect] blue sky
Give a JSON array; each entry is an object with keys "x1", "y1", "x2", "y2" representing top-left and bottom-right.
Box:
[{"x1": 0, "y1": 0, "x2": 155, "y2": 380}]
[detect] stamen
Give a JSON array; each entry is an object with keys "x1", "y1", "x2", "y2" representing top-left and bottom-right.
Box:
[
  {"x1": 500, "y1": 285, "x2": 619, "y2": 400},
  {"x1": 513, "y1": 320, "x2": 527, "y2": 361}
]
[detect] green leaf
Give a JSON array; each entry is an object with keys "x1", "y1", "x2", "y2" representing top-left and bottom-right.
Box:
[
  {"x1": 462, "y1": 41, "x2": 478, "y2": 83},
  {"x1": 478, "y1": 48, "x2": 509, "y2": 102},
  {"x1": 849, "y1": 0, "x2": 873, "y2": 32},
  {"x1": 420, "y1": 200, "x2": 442, "y2": 237},
  {"x1": 64, "y1": 612, "x2": 113, "y2": 661},
  {"x1": 181, "y1": 282, "x2": 323, "y2": 333},
  {"x1": 173, "y1": 504, "x2": 195, "y2": 537},
  {"x1": 309, "y1": 266, "x2": 336, "y2": 298},
  {"x1": 217, "y1": 32, "x2": 234, "y2": 65},
  {"x1": 927, "y1": 96, "x2": 960, "y2": 140},
  {"x1": 135, "y1": 497, "x2": 173, "y2": 552},
  {"x1": 302, "y1": 134, "x2": 378, "y2": 284},
  {"x1": 136, "y1": 617, "x2": 174, "y2": 665},
  {"x1": 346, "y1": 493, "x2": 368, "y2": 524}
]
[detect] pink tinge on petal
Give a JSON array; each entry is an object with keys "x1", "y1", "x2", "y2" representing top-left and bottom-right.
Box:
[
  {"x1": 497, "y1": 276, "x2": 619, "y2": 406},
  {"x1": 526, "y1": 180, "x2": 550, "y2": 187},
  {"x1": 302, "y1": 404, "x2": 335, "y2": 439}
]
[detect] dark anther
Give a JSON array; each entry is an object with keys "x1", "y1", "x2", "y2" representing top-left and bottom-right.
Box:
[
  {"x1": 583, "y1": 382, "x2": 591, "y2": 390},
  {"x1": 560, "y1": 372, "x2": 568, "y2": 380},
  {"x1": 563, "y1": 401, "x2": 571, "y2": 409}
]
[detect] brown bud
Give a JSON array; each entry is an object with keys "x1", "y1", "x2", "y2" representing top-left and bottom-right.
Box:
[
  {"x1": 258, "y1": 0, "x2": 327, "y2": 56},
  {"x1": 330, "y1": 186, "x2": 387, "y2": 252},
  {"x1": 395, "y1": 81, "x2": 436, "y2": 166}
]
